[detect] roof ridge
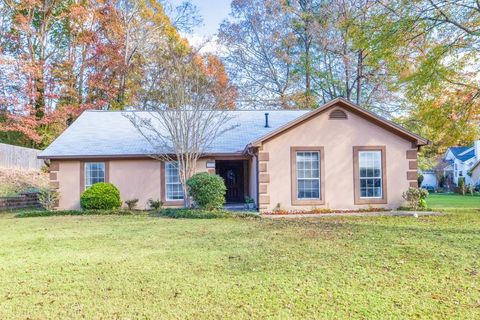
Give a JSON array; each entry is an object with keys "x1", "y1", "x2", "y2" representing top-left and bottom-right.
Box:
[{"x1": 85, "y1": 109, "x2": 311, "y2": 113}]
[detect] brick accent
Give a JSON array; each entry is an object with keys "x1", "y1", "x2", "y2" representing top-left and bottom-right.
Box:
[
  {"x1": 406, "y1": 150, "x2": 417, "y2": 159},
  {"x1": 409, "y1": 181, "x2": 418, "y2": 188},
  {"x1": 49, "y1": 181, "x2": 60, "y2": 189},
  {"x1": 259, "y1": 195, "x2": 270, "y2": 205},
  {"x1": 406, "y1": 171, "x2": 417, "y2": 180},
  {"x1": 259, "y1": 173, "x2": 270, "y2": 183},
  {"x1": 50, "y1": 161, "x2": 60, "y2": 171},
  {"x1": 259, "y1": 162, "x2": 267, "y2": 172},
  {"x1": 259, "y1": 184, "x2": 268, "y2": 194},
  {"x1": 207, "y1": 169, "x2": 215, "y2": 174},
  {"x1": 409, "y1": 160, "x2": 418, "y2": 170},
  {"x1": 258, "y1": 152, "x2": 269, "y2": 161},
  {"x1": 49, "y1": 172, "x2": 57, "y2": 180}
]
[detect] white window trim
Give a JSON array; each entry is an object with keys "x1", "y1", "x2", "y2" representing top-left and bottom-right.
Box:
[
  {"x1": 165, "y1": 161, "x2": 184, "y2": 201},
  {"x1": 359, "y1": 151, "x2": 383, "y2": 199},
  {"x1": 296, "y1": 151, "x2": 321, "y2": 200},
  {"x1": 84, "y1": 162, "x2": 105, "y2": 190}
]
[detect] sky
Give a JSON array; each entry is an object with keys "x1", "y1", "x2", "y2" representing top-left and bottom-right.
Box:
[
  {"x1": 169, "y1": 0, "x2": 232, "y2": 53},
  {"x1": 170, "y1": 0, "x2": 231, "y2": 37}
]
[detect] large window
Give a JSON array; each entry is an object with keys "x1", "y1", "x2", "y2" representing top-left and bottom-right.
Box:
[
  {"x1": 353, "y1": 146, "x2": 387, "y2": 204},
  {"x1": 296, "y1": 151, "x2": 320, "y2": 199},
  {"x1": 291, "y1": 147, "x2": 324, "y2": 205},
  {"x1": 165, "y1": 162, "x2": 184, "y2": 201},
  {"x1": 84, "y1": 162, "x2": 105, "y2": 189},
  {"x1": 359, "y1": 151, "x2": 382, "y2": 198}
]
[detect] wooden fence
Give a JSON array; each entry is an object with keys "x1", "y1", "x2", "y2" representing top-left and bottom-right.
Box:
[{"x1": 0, "y1": 143, "x2": 44, "y2": 170}]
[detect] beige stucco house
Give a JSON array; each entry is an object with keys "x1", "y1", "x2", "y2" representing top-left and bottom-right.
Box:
[{"x1": 39, "y1": 98, "x2": 428, "y2": 212}]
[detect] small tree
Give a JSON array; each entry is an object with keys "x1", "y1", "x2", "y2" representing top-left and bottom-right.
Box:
[
  {"x1": 38, "y1": 188, "x2": 59, "y2": 211},
  {"x1": 125, "y1": 45, "x2": 236, "y2": 207},
  {"x1": 457, "y1": 177, "x2": 466, "y2": 196},
  {"x1": 402, "y1": 187, "x2": 429, "y2": 211},
  {"x1": 417, "y1": 173, "x2": 424, "y2": 187}
]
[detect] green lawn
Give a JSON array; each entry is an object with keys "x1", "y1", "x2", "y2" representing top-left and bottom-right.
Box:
[
  {"x1": 427, "y1": 193, "x2": 480, "y2": 209},
  {"x1": 0, "y1": 206, "x2": 479, "y2": 318}
]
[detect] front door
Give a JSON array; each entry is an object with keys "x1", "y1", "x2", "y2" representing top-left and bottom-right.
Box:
[{"x1": 216, "y1": 161, "x2": 245, "y2": 203}]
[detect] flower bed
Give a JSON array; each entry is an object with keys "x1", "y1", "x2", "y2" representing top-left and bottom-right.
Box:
[{"x1": 262, "y1": 207, "x2": 391, "y2": 215}]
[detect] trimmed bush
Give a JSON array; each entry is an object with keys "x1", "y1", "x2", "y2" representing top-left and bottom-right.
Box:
[
  {"x1": 38, "y1": 187, "x2": 59, "y2": 211},
  {"x1": 402, "y1": 187, "x2": 429, "y2": 210},
  {"x1": 125, "y1": 198, "x2": 139, "y2": 210},
  {"x1": 186, "y1": 173, "x2": 226, "y2": 210},
  {"x1": 158, "y1": 208, "x2": 231, "y2": 219},
  {"x1": 80, "y1": 182, "x2": 121, "y2": 210}
]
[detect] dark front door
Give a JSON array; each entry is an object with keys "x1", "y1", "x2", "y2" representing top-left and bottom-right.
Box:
[{"x1": 216, "y1": 161, "x2": 245, "y2": 203}]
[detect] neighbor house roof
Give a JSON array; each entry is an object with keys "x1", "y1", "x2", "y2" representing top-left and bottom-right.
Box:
[
  {"x1": 39, "y1": 98, "x2": 428, "y2": 159},
  {"x1": 448, "y1": 146, "x2": 475, "y2": 162},
  {"x1": 39, "y1": 110, "x2": 309, "y2": 159}
]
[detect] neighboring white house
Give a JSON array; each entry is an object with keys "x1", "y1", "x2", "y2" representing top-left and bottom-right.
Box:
[
  {"x1": 420, "y1": 169, "x2": 438, "y2": 189},
  {"x1": 442, "y1": 140, "x2": 480, "y2": 186}
]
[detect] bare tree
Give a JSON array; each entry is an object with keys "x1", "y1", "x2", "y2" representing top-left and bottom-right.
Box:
[{"x1": 124, "y1": 45, "x2": 236, "y2": 207}]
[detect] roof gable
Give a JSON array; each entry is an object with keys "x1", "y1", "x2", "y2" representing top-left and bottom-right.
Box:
[
  {"x1": 250, "y1": 98, "x2": 429, "y2": 147},
  {"x1": 448, "y1": 146, "x2": 475, "y2": 162}
]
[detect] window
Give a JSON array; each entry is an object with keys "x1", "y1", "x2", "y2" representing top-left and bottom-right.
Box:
[
  {"x1": 84, "y1": 162, "x2": 105, "y2": 189},
  {"x1": 291, "y1": 147, "x2": 325, "y2": 205},
  {"x1": 353, "y1": 146, "x2": 387, "y2": 204},
  {"x1": 359, "y1": 151, "x2": 382, "y2": 198},
  {"x1": 165, "y1": 162, "x2": 183, "y2": 201},
  {"x1": 296, "y1": 151, "x2": 320, "y2": 199}
]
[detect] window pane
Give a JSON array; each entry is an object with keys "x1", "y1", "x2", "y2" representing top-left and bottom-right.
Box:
[
  {"x1": 296, "y1": 151, "x2": 321, "y2": 200},
  {"x1": 85, "y1": 162, "x2": 105, "y2": 189},
  {"x1": 166, "y1": 162, "x2": 184, "y2": 201},
  {"x1": 358, "y1": 151, "x2": 382, "y2": 199}
]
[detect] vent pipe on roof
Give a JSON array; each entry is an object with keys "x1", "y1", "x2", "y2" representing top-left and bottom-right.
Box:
[{"x1": 264, "y1": 112, "x2": 270, "y2": 128}]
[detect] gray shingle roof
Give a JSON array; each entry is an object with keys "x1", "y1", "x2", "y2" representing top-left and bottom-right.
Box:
[{"x1": 39, "y1": 110, "x2": 309, "y2": 158}]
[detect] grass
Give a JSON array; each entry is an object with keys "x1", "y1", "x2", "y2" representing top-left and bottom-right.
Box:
[
  {"x1": 427, "y1": 193, "x2": 480, "y2": 209},
  {"x1": 0, "y1": 200, "x2": 479, "y2": 318}
]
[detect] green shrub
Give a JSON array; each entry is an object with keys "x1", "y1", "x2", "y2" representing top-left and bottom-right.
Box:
[
  {"x1": 457, "y1": 177, "x2": 466, "y2": 195},
  {"x1": 80, "y1": 183, "x2": 121, "y2": 210},
  {"x1": 38, "y1": 188, "x2": 59, "y2": 211},
  {"x1": 158, "y1": 208, "x2": 231, "y2": 219},
  {"x1": 402, "y1": 187, "x2": 429, "y2": 210},
  {"x1": 186, "y1": 173, "x2": 226, "y2": 210},
  {"x1": 148, "y1": 199, "x2": 163, "y2": 211},
  {"x1": 125, "y1": 198, "x2": 139, "y2": 210}
]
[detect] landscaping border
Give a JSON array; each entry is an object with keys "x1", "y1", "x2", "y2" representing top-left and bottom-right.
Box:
[{"x1": 0, "y1": 192, "x2": 40, "y2": 210}]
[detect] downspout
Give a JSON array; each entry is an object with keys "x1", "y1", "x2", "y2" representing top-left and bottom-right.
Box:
[{"x1": 245, "y1": 144, "x2": 259, "y2": 211}]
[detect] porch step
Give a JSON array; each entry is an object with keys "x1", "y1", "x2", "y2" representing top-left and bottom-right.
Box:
[{"x1": 224, "y1": 203, "x2": 257, "y2": 212}]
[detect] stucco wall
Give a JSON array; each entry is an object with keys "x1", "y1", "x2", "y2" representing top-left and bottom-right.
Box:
[
  {"x1": 54, "y1": 158, "x2": 210, "y2": 210},
  {"x1": 258, "y1": 107, "x2": 415, "y2": 211},
  {"x1": 56, "y1": 161, "x2": 81, "y2": 210},
  {"x1": 109, "y1": 159, "x2": 162, "y2": 209}
]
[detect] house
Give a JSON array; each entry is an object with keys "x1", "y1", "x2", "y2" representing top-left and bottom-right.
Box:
[
  {"x1": 441, "y1": 141, "x2": 480, "y2": 187},
  {"x1": 39, "y1": 98, "x2": 428, "y2": 212},
  {"x1": 471, "y1": 158, "x2": 480, "y2": 188}
]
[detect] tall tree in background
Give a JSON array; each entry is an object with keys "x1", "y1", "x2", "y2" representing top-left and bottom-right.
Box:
[
  {"x1": 0, "y1": 0, "x2": 235, "y2": 148},
  {"x1": 220, "y1": 0, "x2": 399, "y2": 112},
  {"x1": 218, "y1": 0, "x2": 298, "y2": 108},
  {"x1": 365, "y1": 0, "x2": 480, "y2": 157}
]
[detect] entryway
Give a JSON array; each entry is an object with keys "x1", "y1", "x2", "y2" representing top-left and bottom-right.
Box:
[{"x1": 215, "y1": 160, "x2": 247, "y2": 203}]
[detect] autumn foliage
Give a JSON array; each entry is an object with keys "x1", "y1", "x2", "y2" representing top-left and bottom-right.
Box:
[{"x1": 0, "y1": 0, "x2": 235, "y2": 147}]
